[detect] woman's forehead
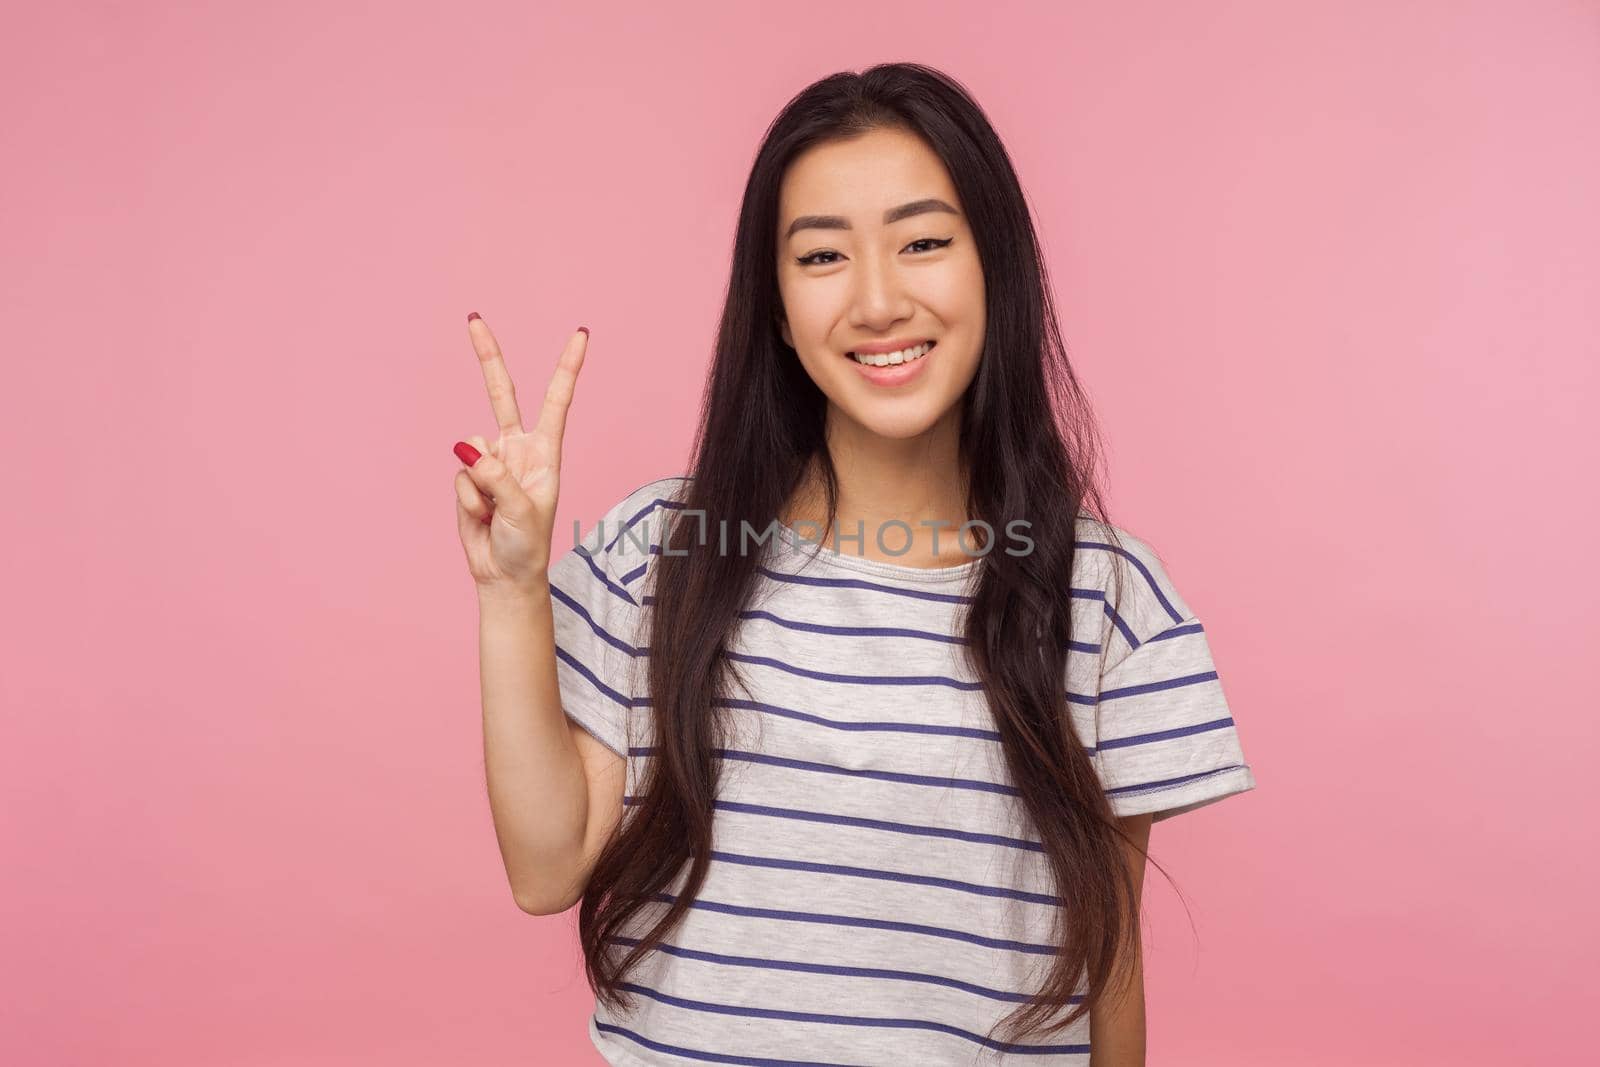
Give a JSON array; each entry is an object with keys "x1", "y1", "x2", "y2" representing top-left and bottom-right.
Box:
[{"x1": 779, "y1": 134, "x2": 961, "y2": 228}]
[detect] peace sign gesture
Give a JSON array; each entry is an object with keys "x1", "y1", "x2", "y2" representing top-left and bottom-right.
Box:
[{"x1": 452, "y1": 312, "x2": 590, "y2": 596}]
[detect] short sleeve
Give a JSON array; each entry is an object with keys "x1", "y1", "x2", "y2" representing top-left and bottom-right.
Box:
[
  {"x1": 1093, "y1": 617, "x2": 1256, "y2": 822},
  {"x1": 544, "y1": 490, "x2": 656, "y2": 761}
]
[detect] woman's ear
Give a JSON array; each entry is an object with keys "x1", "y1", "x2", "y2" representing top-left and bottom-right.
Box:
[{"x1": 778, "y1": 314, "x2": 794, "y2": 350}]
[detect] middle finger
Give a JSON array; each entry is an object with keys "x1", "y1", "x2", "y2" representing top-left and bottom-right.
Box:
[{"x1": 467, "y1": 313, "x2": 525, "y2": 437}]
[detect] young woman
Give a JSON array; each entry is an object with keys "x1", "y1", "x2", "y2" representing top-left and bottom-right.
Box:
[{"x1": 453, "y1": 63, "x2": 1256, "y2": 1067}]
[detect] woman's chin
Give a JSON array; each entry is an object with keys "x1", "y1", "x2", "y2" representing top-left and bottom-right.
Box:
[{"x1": 831, "y1": 403, "x2": 951, "y2": 443}]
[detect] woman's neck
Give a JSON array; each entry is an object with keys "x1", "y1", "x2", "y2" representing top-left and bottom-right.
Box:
[{"x1": 782, "y1": 414, "x2": 974, "y2": 568}]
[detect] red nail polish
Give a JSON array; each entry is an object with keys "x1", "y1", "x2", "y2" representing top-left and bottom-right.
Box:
[
  {"x1": 467, "y1": 311, "x2": 481, "y2": 323},
  {"x1": 577, "y1": 326, "x2": 589, "y2": 337},
  {"x1": 453, "y1": 441, "x2": 481, "y2": 466}
]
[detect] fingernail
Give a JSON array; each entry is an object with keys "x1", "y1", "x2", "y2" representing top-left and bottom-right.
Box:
[
  {"x1": 467, "y1": 311, "x2": 481, "y2": 323},
  {"x1": 577, "y1": 326, "x2": 589, "y2": 337},
  {"x1": 453, "y1": 441, "x2": 482, "y2": 466}
]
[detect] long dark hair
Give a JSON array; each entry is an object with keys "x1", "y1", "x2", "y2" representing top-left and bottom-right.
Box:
[{"x1": 577, "y1": 61, "x2": 1174, "y2": 1045}]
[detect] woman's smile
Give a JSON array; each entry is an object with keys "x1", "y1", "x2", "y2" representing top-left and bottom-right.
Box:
[{"x1": 847, "y1": 339, "x2": 936, "y2": 386}]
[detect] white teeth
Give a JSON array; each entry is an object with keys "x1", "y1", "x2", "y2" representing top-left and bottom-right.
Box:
[{"x1": 850, "y1": 341, "x2": 933, "y2": 366}]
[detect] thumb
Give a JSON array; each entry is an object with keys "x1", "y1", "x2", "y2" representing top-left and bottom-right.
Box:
[{"x1": 453, "y1": 441, "x2": 533, "y2": 527}]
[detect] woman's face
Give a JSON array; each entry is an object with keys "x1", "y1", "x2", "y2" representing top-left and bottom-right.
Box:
[{"x1": 776, "y1": 126, "x2": 986, "y2": 442}]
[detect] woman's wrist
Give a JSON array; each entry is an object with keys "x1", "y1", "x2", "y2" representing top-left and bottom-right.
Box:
[{"x1": 476, "y1": 574, "x2": 551, "y2": 612}]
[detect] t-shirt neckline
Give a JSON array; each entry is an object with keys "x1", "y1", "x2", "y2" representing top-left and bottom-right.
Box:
[{"x1": 767, "y1": 520, "x2": 984, "y2": 585}]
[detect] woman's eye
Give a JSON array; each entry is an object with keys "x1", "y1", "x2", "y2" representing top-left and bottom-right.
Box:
[{"x1": 795, "y1": 237, "x2": 954, "y2": 267}]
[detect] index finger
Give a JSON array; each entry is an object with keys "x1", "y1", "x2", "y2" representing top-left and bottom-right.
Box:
[
  {"x1": 466, "y1": 312, "x2": 524, "y2": 437},
  {"x1": 529, "y1": 327, "x2": 589, "y2": 467}
]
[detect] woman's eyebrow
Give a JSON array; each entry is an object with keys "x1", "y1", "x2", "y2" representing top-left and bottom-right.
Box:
[{"x1": 784, "y1": 198, "x2": 960, "y2": 240}]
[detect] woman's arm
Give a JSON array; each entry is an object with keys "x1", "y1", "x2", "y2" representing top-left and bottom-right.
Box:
[
  {"x1": 1089, "y1": 812, "x2": 1152, "y2": 1067},
  {"x1": 479, "y1": 583, "x2": 592, "y2": 914}
]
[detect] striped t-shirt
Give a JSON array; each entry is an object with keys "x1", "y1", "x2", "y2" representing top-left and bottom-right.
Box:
[{"x1": 546, "y1": 474, "x2": 1256, "y2": 1065}]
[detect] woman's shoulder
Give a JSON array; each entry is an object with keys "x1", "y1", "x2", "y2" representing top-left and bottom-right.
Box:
[
  {"x1": 580, "y1": 472, "x2": 692, "y2": 576},
  {"x1": 608, "y1": 472, "x2": 693, "y2": 525},
  {"x1": 1070, "y1": 511, "x2": 1199, "y2": 649}
]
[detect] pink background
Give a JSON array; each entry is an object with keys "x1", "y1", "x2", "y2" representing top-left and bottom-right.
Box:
[{"x1": 4, "y1": 2, "x2": 1596, "y2": 1064}]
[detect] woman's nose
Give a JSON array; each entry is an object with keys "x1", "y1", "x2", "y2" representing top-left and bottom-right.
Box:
[{"x1": 849, "y1": 258, "x2": 913, "y2": 324}]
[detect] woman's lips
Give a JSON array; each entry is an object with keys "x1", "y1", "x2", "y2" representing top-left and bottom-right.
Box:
[{"x1": 847, "y1": 340, "x2": 936, "y2": 387}]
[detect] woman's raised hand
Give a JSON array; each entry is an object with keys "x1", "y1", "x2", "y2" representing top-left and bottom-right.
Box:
[{"x1": 452, "y1": 313, "x2": 590, "y2": 597}]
